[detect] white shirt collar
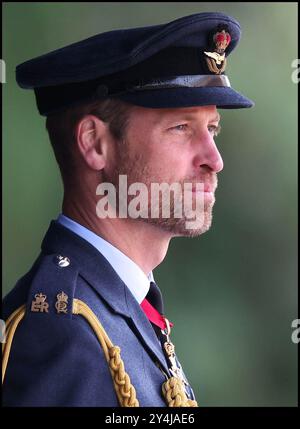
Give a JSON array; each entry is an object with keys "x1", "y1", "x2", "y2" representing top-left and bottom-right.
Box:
[{"x1": 57, "y1": 214, "x2": 151, "y2": 304}]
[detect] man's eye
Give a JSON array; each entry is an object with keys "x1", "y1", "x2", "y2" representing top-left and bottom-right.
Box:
[
  {"x1": 208, "y1": 124, "x2": 221, "y2": 137},
  {"x1": 171, "y1": 124, "x2": 188, "y2": 131}
]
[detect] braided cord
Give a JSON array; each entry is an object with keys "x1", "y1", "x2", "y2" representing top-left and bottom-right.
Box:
[
  {"x1": 2, "y1": 300, "x2": 198, "y2": 407},
  {"x1": 2, "y1": 304, "x2": 26, "y2": 384},
  {"x1": 162, "y1": 377, "x2": 198, "y2": 407},
  {"x1": 72, "y1": 299, "x2": 139, "y2": 407}
]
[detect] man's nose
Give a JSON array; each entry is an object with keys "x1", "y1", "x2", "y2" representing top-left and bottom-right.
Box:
[{"x1": 193, "y1": 136, "x2": 224, "y2": 173}]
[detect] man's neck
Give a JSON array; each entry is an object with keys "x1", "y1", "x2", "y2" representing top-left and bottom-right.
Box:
[{"x1": 62, "y1": 198, "x2": 172, "y2": 275}]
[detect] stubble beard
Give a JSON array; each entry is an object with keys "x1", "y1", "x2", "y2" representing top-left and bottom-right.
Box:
[{"x1": 103, "y1": 140, "x2": 217, "y2": 237}]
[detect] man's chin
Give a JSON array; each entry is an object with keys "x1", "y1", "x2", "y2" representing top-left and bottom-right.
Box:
[
  {"x1": 171, "y1": 219, "x2": 213, "y2": 238},
  {"x1": 140, "y1": 210, "x2": 213, "y2": 237}
]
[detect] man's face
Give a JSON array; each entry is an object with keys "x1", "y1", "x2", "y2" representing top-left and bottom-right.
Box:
[{"x1": 105, "y1": 104, "x2": 223, "y2": 237}]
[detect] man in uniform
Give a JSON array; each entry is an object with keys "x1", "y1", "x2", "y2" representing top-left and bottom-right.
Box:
[{"x1": 2, "y1": 12, "x2": 254, "y2": 407}]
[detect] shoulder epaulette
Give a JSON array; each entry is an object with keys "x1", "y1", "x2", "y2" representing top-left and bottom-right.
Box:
[{"x1": 25, "y1": 253, "x2": 79, "y2": 320}]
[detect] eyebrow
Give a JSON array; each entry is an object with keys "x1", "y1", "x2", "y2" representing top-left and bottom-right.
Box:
[
  {"x1": 210, "y1": 113, "x2": 221, "y2": 123},
  {"x1": 156, "y1": 111, "x2": 221, "y2": 127},
  {"x1": 177, "y1": 111, "x2": 221, "y2": 122}
]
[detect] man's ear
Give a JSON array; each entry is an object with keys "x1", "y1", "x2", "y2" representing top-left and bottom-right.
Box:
[{"x1": 76, "y1": 115, "x2": 109, "y2": 170}]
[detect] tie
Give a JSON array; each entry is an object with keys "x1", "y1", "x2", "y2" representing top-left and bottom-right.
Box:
[
  {"x1": 147, "y1": 281, "x2": 164, "y2": 314},
  {"x1": 144, "y1": 281, "x2": 165, "y2": 338}
]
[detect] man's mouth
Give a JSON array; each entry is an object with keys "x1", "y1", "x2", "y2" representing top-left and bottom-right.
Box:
[{"x1": 191, "y1": 184, "x2": 215, "y2": 193}]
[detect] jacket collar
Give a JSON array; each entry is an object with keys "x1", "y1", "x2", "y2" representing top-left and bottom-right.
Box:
[
  {"x1": 41, "y1": 220, "x2": 170, "y2": 375},
  {"x1": 57, "y1": 214, "x2": 151, "y2": 304}
]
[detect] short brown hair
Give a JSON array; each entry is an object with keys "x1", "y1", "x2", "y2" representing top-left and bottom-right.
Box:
[{"x1": 46, "y1": 98, "x2": 134, "y2": 185}]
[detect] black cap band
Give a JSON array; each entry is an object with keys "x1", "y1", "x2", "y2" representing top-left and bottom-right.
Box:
[{"x1": 124, "y1": 75, "x2": 231, "y2": 92}]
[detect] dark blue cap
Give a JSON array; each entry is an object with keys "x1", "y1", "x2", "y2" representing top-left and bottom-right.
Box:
[{"x1": 16, "y1": 12, "x2": 254, "y2": 116}]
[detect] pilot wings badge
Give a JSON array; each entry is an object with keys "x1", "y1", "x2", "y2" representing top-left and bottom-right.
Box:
[{"x1": 204, "y1": 29, "x2": 231, "y2": 75}]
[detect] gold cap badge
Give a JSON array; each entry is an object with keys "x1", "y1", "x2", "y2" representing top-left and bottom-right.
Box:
[{"x1": 204, "y1": 29, "x2": 231, "y2": 75}]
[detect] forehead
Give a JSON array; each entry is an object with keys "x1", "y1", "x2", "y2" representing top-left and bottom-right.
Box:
[{"x1": 129, "y1": 105, "x2": 220, "y2": 126}]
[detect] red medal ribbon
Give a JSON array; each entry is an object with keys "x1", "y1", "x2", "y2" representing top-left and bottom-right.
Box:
[{"x1": 141, "y1": 298, "x2": 173, "y2": 331}]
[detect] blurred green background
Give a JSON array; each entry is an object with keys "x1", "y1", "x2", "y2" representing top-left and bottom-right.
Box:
[{"x1": 2, "y1": 2, "x2": 297, "y2": 406}]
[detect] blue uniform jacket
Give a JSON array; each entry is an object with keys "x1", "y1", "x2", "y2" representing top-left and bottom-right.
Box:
[{"x1": 2, "y1": 220, "x2": 177, "y2": 407}]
